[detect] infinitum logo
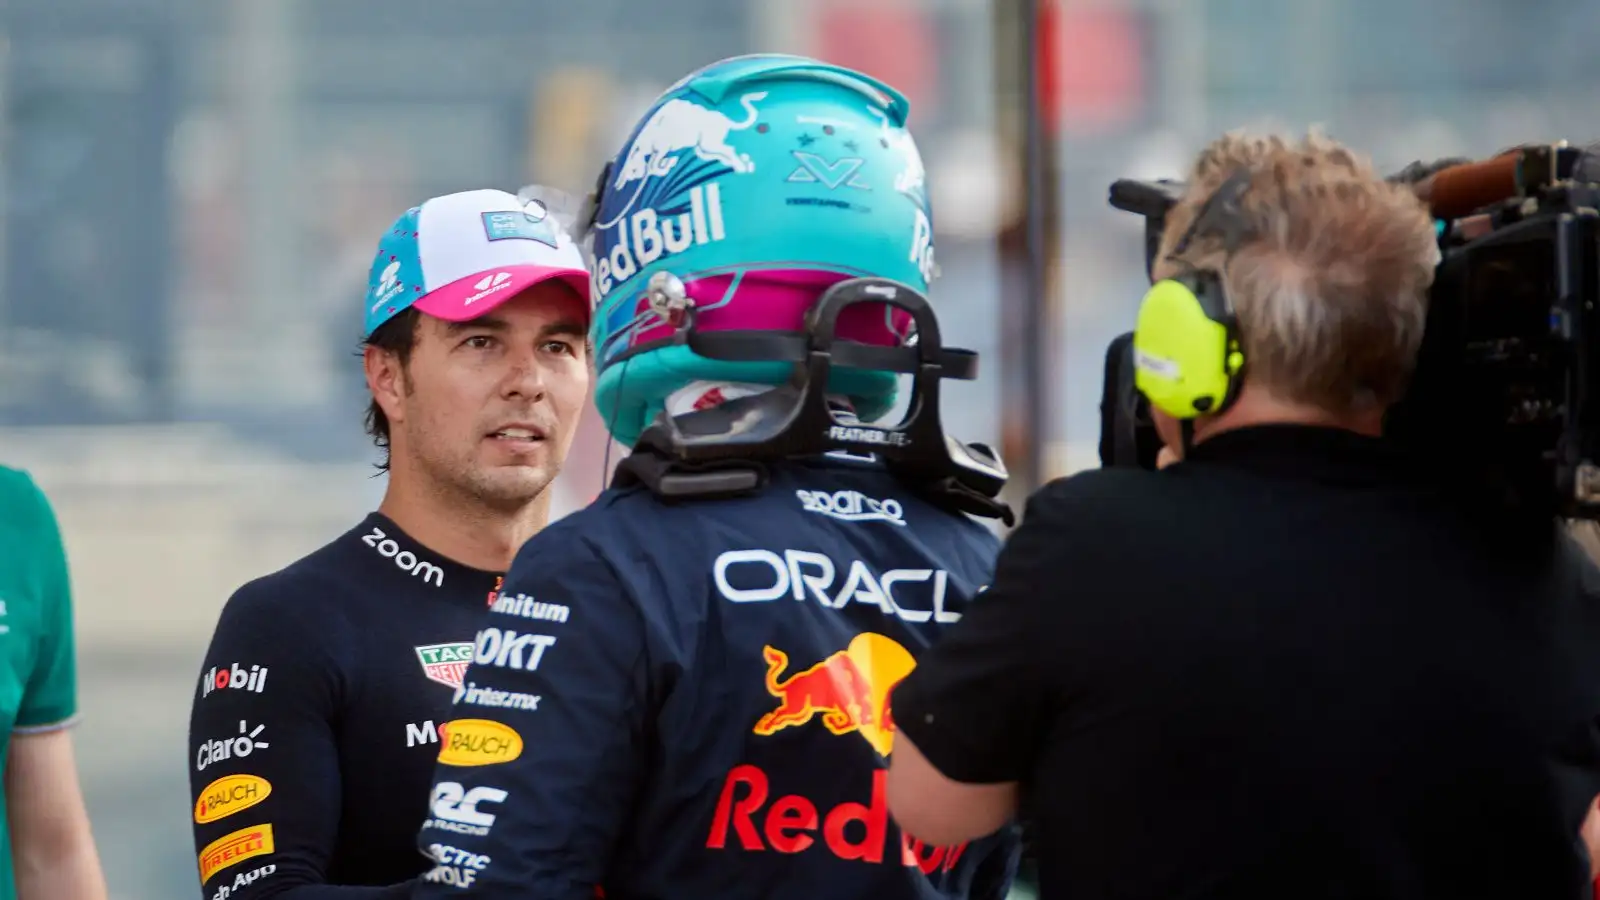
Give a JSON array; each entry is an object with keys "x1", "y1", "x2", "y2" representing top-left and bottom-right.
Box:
[{"x1": 489, "y1": 593, "x2": 570, "y2": 624}]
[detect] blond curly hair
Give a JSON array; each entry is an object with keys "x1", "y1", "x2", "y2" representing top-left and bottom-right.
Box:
[{"x1": 1154, "y1": 130, "x2": 1441, "y2": 413}]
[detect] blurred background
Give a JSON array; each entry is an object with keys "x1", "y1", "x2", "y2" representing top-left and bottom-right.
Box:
[{"x1": 0, "y1": 0, "x2": 1592, "y2": 895}]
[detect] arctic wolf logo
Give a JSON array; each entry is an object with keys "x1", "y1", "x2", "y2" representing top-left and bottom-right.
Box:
[{"x1": 613, "y1": 92, "x2": 768, "y2": 189}]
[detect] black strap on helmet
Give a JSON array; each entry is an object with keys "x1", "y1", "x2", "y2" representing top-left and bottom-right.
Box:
[{"x1": 612, "y1": 277, "x2": 1014, "y2": 524}]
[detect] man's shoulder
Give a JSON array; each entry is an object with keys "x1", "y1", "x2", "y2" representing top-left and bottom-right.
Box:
[
  {"x1": 1024, "y1": 467, "x2": 1171, "y2": 525},
  {"x1": 0, "y1": 464, "x2": 53, "y2": 534},
  {"x1": 0, "y1": 464, "x2": 39, "y2": 501},
  {"x1": 528, "y1": 459, "x2": 1001, "y2": 565},
  {"x1": 219, "y1": 524, "x2": 371, "y2": 630}
]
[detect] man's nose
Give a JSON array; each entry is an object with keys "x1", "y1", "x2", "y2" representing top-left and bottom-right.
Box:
[{"x1": 502, "y1": 348, "x2": 549, "y2": 399}]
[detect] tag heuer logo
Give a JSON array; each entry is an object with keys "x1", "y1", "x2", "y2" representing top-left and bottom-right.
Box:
[{"x1": 415, "y1": 643, "x2": 474, "y2": 689}]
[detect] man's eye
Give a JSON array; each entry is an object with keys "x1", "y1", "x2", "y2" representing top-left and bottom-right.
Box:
[
  {"x1": 542, "y1": 340, "x2": 575, "y2": 355},
  {"x1": 464, "y1": 335, "x2": 496, "y2": 349}
]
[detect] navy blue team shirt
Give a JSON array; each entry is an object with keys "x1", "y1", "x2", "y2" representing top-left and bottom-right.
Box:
[
  {"x1": 412, "y1": 453, "x2": 1022, "y2": 900},
  {"x1": 188, "y1": 513, "x2": 505, "y2": 899}
]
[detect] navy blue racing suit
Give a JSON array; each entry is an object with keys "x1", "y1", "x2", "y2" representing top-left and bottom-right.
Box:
[{"x1": 412, "y1": 451, "x2": 1021, "y2": 899}]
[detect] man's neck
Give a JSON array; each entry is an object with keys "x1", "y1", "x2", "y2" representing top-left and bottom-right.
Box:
[
  {"x1": 376, "y1": 467, "x2": 549, "y2": 573},
  {"x1": 1195, "y1": 389, "x2": 1386, "y2": 442}
]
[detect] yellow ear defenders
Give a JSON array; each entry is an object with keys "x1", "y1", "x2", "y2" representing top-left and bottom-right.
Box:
[{"x1": 1132, "y1": 169, "x2": 1253, "y2": 419}]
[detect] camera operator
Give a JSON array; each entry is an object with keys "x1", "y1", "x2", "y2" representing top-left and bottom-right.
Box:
[{"x1": 885, "y1": 130, "x2": 1600, "y2": 899}]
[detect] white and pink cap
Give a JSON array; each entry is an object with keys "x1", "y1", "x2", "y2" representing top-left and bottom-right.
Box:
[{"x1": 363, "y1": 188, "x2": 591, "y2": 338}]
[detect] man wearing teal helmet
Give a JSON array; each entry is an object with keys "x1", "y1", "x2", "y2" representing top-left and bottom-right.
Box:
[{"x1": 414, "y1": 55, "x2": 1020, "y2": 900}]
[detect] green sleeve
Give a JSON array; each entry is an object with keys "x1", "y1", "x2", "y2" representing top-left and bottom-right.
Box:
[{"x1": 12, "y1": 472, "x2": 77, "y2": 732}]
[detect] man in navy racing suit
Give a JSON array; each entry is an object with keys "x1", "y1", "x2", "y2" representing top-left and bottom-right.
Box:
[
  {"x1": 189, "y1": 188, "x2": 593, "y2": 899},
  {"x1": 412, "y1": 54, "x2": 1022, "y2": 900}
]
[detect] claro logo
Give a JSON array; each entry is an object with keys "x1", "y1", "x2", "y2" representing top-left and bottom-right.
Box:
[{"x1": 363, "y1": 527, "x2": 445, "y2": 587}]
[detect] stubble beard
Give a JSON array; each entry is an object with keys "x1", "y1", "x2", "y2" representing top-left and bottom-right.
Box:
[{"x1": 408, "y1": 428, "x2": 559, "y2": 516}]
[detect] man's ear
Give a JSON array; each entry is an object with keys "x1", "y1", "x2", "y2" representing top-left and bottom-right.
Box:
[{"x1": 365, "y1": 345, "x2": 408, "y2": 428}]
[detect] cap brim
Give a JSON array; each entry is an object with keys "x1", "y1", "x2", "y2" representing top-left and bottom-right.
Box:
[{"x1": 412, "y1": 265, "x2": 592, "y2": 323}]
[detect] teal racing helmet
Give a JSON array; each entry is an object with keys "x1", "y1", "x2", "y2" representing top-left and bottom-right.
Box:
[{"x1": 584, "y1": 54, "x2": 938, "y2": 447}]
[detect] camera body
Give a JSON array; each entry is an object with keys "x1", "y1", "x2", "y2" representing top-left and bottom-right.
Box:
[{"x1": 1100, "y1": 148, "x2": 1600, "y2": 519}]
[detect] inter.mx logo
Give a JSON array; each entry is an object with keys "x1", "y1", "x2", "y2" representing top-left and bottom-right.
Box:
[{"x1": 201, "y1": 663, "x2": 268, "y2": 699}]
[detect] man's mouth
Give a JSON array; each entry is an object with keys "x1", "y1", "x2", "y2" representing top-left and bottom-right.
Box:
[{"x1": 488, "y1": 426, "x2": 547, "y2": 443}]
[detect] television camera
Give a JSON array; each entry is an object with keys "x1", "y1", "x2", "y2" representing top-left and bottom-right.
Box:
[{"x1": 1100, "y1": 143, "x2": 1600, "y2": 519}]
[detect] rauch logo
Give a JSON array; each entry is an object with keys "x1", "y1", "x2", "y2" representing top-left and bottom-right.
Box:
[
  {"x1": 194, "y1": 773, "x2": 272, "y2": 824},
  {"x1": 437, "y1": 719, "x2": 523, "y2": 767}
]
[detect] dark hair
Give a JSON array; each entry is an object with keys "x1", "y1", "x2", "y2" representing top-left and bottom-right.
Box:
[{"x1": 361, "y1": 307, "x2": 422, "y2": 472}]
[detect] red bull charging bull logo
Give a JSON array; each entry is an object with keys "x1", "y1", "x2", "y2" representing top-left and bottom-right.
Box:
[
  {"x1": 707, "y1": 632, "x2": 966, "y2": 872},
  {"x1": 752, "y1": 632, "x2": 912, "y2": 757}
]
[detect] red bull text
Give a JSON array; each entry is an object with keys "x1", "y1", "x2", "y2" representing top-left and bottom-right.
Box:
[
  {"x1": 707, "y1": 766, "x2": 965, "y2": 872},
  {"x1": 709, "y1": 638, "x2": 959, "y2": 870}
]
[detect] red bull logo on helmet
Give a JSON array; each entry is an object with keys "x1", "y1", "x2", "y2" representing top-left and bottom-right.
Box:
[
  {"x1": 591, "y1": 90, "x2": 764, "y2": 300},
  {"x1": 612, "y1": 92, "x2": 766, "y2": 190}
]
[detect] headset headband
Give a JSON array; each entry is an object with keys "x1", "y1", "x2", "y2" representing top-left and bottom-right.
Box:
[{"x1": 1171, "y1": 169, "x2": 1256, "y2": 259}]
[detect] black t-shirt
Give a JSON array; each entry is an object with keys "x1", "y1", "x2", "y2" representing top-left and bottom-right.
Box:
[
  {"x1": 893, "y1": 425, "x2": 1600, "y2": 900},
  {"x1": 187, "y1": 513, "x2": 503, "y2": 899}
]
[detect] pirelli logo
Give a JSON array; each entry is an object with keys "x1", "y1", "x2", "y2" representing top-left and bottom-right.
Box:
[{"x1": 199, "y1": 823, "x2": 274, "y2": 884}]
